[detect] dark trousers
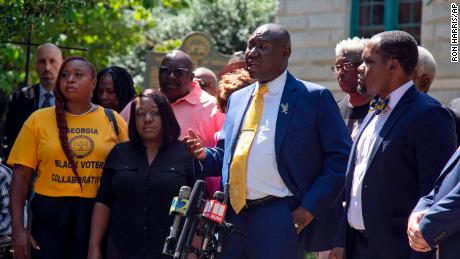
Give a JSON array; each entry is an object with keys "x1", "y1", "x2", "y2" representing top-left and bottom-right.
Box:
[
  {"x1": 219, "y1": 198, "x2": 303, "y2": 259},
  {"x1": 29, "y1": 194, "x2": 94, "y2": 259},
  {"x1": 346, "y1": 228, "x2": 377, "y2": 259},
  {"x1": 346, "y1": 227, "x2": 436, "y2": 259}
]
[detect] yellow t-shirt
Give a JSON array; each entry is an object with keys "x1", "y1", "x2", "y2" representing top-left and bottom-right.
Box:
[{"x1": 7, "y1": 106, "x2": 128, "y2": 198}]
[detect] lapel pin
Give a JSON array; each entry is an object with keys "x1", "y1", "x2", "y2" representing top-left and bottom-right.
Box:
[{"x1": 280, "y1": 103, "x2": 289, "y2": 115}]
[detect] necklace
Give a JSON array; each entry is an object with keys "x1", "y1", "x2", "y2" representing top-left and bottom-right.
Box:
[{"x1": 66, "y1": 103, "x2": 96, "y2": 117}]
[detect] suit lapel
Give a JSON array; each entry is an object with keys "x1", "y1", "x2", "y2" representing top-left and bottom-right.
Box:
[
  {"x1": 434, "y1": 148, "x2": 460, "y2": 186},
  {"x1": 33, "y1": 84, "x2": 40, "y2": 109},
  {"x1": 275, "y1": 72, "x2": 299, "y2": 158},
  {"x1": 365, "y1": 85, "x2": 418, "y2": 172}
]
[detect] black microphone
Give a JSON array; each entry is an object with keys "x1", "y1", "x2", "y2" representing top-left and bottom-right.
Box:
[
  {"x1": 200, "y1": 191, "x2": 226, "y2": 259},
  {"x1": 163, "y1": 186, "x2": 192, "y2": 255},
  {"x1": 174, "y1": 180, "x2": 207, "y2": 259},
  {"x1": 217, "y1": 183, "x2": 230, "y2": 253}
]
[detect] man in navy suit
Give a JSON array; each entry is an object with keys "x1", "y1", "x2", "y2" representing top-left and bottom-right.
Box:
[
  {"x1": 184, "y1": 23, "x2": 351, "y2": 258},
  {"x1": 329, "y1": 31, "x2": 457, "y2": 259},
  {"x1": 408, "y1": 147, "x2": 460, "y2": 258}
]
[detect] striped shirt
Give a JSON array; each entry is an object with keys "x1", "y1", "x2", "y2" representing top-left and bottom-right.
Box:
[{"x1": 0, "y1": 164, "x2": 11, "y2": 236}]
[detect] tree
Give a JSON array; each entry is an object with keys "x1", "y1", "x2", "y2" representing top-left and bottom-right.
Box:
[
  {"x1": 0, "y1": 0, "x2": 155, "y2": 94},
  {"x1": 151, "y1": 0, "x2": 277, "y2": 54}
]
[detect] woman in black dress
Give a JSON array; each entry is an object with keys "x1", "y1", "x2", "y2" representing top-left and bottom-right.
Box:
[{"x1": 88, "y1": 90, "x2": 197, "y2": 259}]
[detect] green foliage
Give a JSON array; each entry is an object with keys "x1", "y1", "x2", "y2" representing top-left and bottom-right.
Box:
[
  {"x1": 0, "y1": 44, "x2": 26, "y2": 93},
  {"x1": 0, "y1": 0, "x2": 155, "y2": 94},
  {"x1": 151, "y1": 0, "x2": 277, "y2": 54},
  {"x1": 0, "y1": 0, "x2": 276, "y2": 95}
]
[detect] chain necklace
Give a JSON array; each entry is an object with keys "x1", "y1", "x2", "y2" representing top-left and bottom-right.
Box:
[{"x1": 66, "y1": 103, "x2": 96, "y2": 117}]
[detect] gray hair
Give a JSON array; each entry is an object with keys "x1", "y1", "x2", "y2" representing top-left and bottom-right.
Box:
[
  {"x1": 335, "y1": 37, "x2": 368, "y2": 57},
  {"x1": 415, "y1": 46, "x2": 437, "y2": 80}
]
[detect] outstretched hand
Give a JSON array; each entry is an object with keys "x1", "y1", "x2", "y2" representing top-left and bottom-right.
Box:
[{"x1": 182, "y1": 129, "x2": 207, "y2": 160}]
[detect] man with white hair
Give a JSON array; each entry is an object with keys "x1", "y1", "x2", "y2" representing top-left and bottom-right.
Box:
[
  {"x1": 333, "y1": 37, "x2": 372, "y2": 140},
  {"x1": 413, "y1": 46, "x2": 437, "y2": 93},
  {"x1": 413, "y1": 46, "x2": 460, "y2": 146}
]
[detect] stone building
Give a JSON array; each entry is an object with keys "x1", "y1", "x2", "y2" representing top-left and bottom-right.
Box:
[{"x1": 276, "y1": 0, "x2": 460, "y2": 104}]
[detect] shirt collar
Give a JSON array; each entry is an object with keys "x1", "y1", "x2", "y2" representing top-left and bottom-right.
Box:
[
  {"x1": 39, "y1": 84, "x2": 54, "y2": 97},
  {"x1": 386, "y1": 80, "x2": 413, "y2": 110},
  {"x1": 254, "y1": 70, "x2": 287, "y2": 96},
  {"x1": 173, "y1": 81, "x2": 201, "y2": 106}
]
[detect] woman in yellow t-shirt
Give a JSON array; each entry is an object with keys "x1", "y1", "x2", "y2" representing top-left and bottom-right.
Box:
[{"x1": 8, "y1": 57, "x2": 128, "y2": 259}]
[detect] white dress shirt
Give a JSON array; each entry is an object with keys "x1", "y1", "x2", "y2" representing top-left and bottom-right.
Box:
[
  {"x1": 347, "y1": 81, "x2": 413, "y2": 230},
  {"x1": 245, "y1": 70, "x2": 293, "y2": 200}
]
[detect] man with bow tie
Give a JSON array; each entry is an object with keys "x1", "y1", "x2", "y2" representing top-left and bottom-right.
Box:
[
  {"x1": 329, "y1": 31, "x2": 457, "y2": 259},
  {"x1": 184, "y1": 23, "x2": 351, "y2": 258}
]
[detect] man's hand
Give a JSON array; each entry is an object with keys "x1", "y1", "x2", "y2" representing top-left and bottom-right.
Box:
[
  {"x1": 11, "y1": 229, "x2": 39, "y2": 259},
  {"x1": 407, "y1": 210, "x2": 432, "y2": 252},
  {"x1": 291, "y1": 206, "x2": 314, "y2": 234},
  {"x1": 182, "y1": 129, "x2": 207, "y2": 160},
  {"x1": 328, "y1": 247, "x2": 344, "y2": 259}
]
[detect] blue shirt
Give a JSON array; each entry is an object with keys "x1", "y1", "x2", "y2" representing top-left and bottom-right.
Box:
[{"x1": 39, "y1": 84, "x2": 55, "y2": 108}]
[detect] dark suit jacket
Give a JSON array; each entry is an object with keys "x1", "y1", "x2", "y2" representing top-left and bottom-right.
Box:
[
  {"x1": 340, "y1": 85, "x2": 457, "y2": 258},
  {"x1": 413, "y1": 148, "x2": 460, "y2": 259},
  {"x1": 445, "y1": 107, "x2": 460, "y2": 147},
  {"x1": 3, "y1": 84, "x2": 40, "y2": 159},
  {"x1": 202, "y1": 72, "x2": 352, "y2": 251}
]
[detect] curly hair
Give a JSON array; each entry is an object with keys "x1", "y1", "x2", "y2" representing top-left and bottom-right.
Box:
[
  {"x1": 216, "y1": 68, "x2": 254, "y2": 113},
  {"x1": 92, "y1": 66, "x2": 135, "y2": 112},
  {"x1": 53, "y1": 56, "x2": 96, "y2": 184}
]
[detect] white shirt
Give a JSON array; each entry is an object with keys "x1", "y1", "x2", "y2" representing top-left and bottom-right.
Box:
[
  {"x1": 245, "y1": 70, "x2": 293, "y2": 200},
  {"x1": 347, "y1": 81, "x2": 413, "y2": 230}
]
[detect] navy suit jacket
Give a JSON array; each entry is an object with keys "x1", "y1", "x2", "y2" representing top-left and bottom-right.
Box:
[
  {"x1": 413, "y1": 148, "x2": 460, "y2": 259},
  {"x1": 340, "y1": 85, "x2": 457, "y2": 258},
  {"x1": 202, "y1": 72, "x2": 352, "y2": 251}
]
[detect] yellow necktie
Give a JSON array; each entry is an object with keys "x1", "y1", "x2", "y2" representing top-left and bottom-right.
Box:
[{"x1": 229, "y1": 84, "x2": 268, "y2": 213}]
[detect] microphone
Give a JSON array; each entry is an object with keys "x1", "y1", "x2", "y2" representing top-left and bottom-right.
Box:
[
  {"x1": 200, "y1": 191, "x2": 227, "y2": 258},
  {"x1": 174, "y1": 180, "x2": 207, "y2": 259},
  {"x1": 202, "y1": 191, "x2": 226, "y2": 224},
  {"x1": 163, "y1": 186, "x2": 192, "y2": 255},
  {"x1": 217, "y1": 183, "x2": 230, "y2": 253}
]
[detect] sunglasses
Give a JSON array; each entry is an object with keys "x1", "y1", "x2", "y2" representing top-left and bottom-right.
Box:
[{"x1": 158, "y1": 65, "x2": 191, "y2": 77}]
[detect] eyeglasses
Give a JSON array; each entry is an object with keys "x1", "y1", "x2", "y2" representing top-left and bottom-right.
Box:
[
  {"x1": 330, "y1": 62, "x2": 361, "y2": 72},
  {"x1": 158, "y1": 65, "x2": 190, "y2": 77}
]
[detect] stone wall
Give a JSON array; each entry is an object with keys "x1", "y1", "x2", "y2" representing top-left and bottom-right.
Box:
[
  {"x1": 276, "y1": 0, "x2": 351, "y2": 100},
  {"x1": 276, "y1": 0, "x2": 460, "y2": 104},
  {"x1": 420, "y1": 0, "x2": 460, "y2": 104}
]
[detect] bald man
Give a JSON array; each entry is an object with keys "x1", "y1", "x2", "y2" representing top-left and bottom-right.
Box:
[
  {"x1": 3, "y1": 43, "x2": 63, "y2": 159},
  {"x1": 193, "y1": 67, "x2": 218, "y2": 96},
  {"x1": 120, "y1": 50, "x2": 225, "y2": 147},
  {"x1": 185, "y1": 23, "x2": 351, "y2": 258}
]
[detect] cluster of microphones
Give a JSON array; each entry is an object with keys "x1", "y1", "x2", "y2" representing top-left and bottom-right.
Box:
[{"x1": 163, "y1": 180, "x2": 245, "y2": 259}]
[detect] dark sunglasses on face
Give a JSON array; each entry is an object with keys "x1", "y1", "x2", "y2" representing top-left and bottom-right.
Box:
[
  {"x1": 158, "y1": 65, "x2": 190, "y2": 77},
  {"x1": 331, "y1": 62, "x2": 361, "y2": 73}
]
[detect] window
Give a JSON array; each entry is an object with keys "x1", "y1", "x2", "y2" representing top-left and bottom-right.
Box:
[{"x1": 351, "y1": 0, "x2": 422, "y2": 43}]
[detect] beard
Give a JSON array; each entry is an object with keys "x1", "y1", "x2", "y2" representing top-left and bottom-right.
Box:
[
  {"x1": 356, "y1": 73, "x2": 367, "y2": 95},
  {"x1": 357, "y1": 83, "x2": 367, "y2": 95}
]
